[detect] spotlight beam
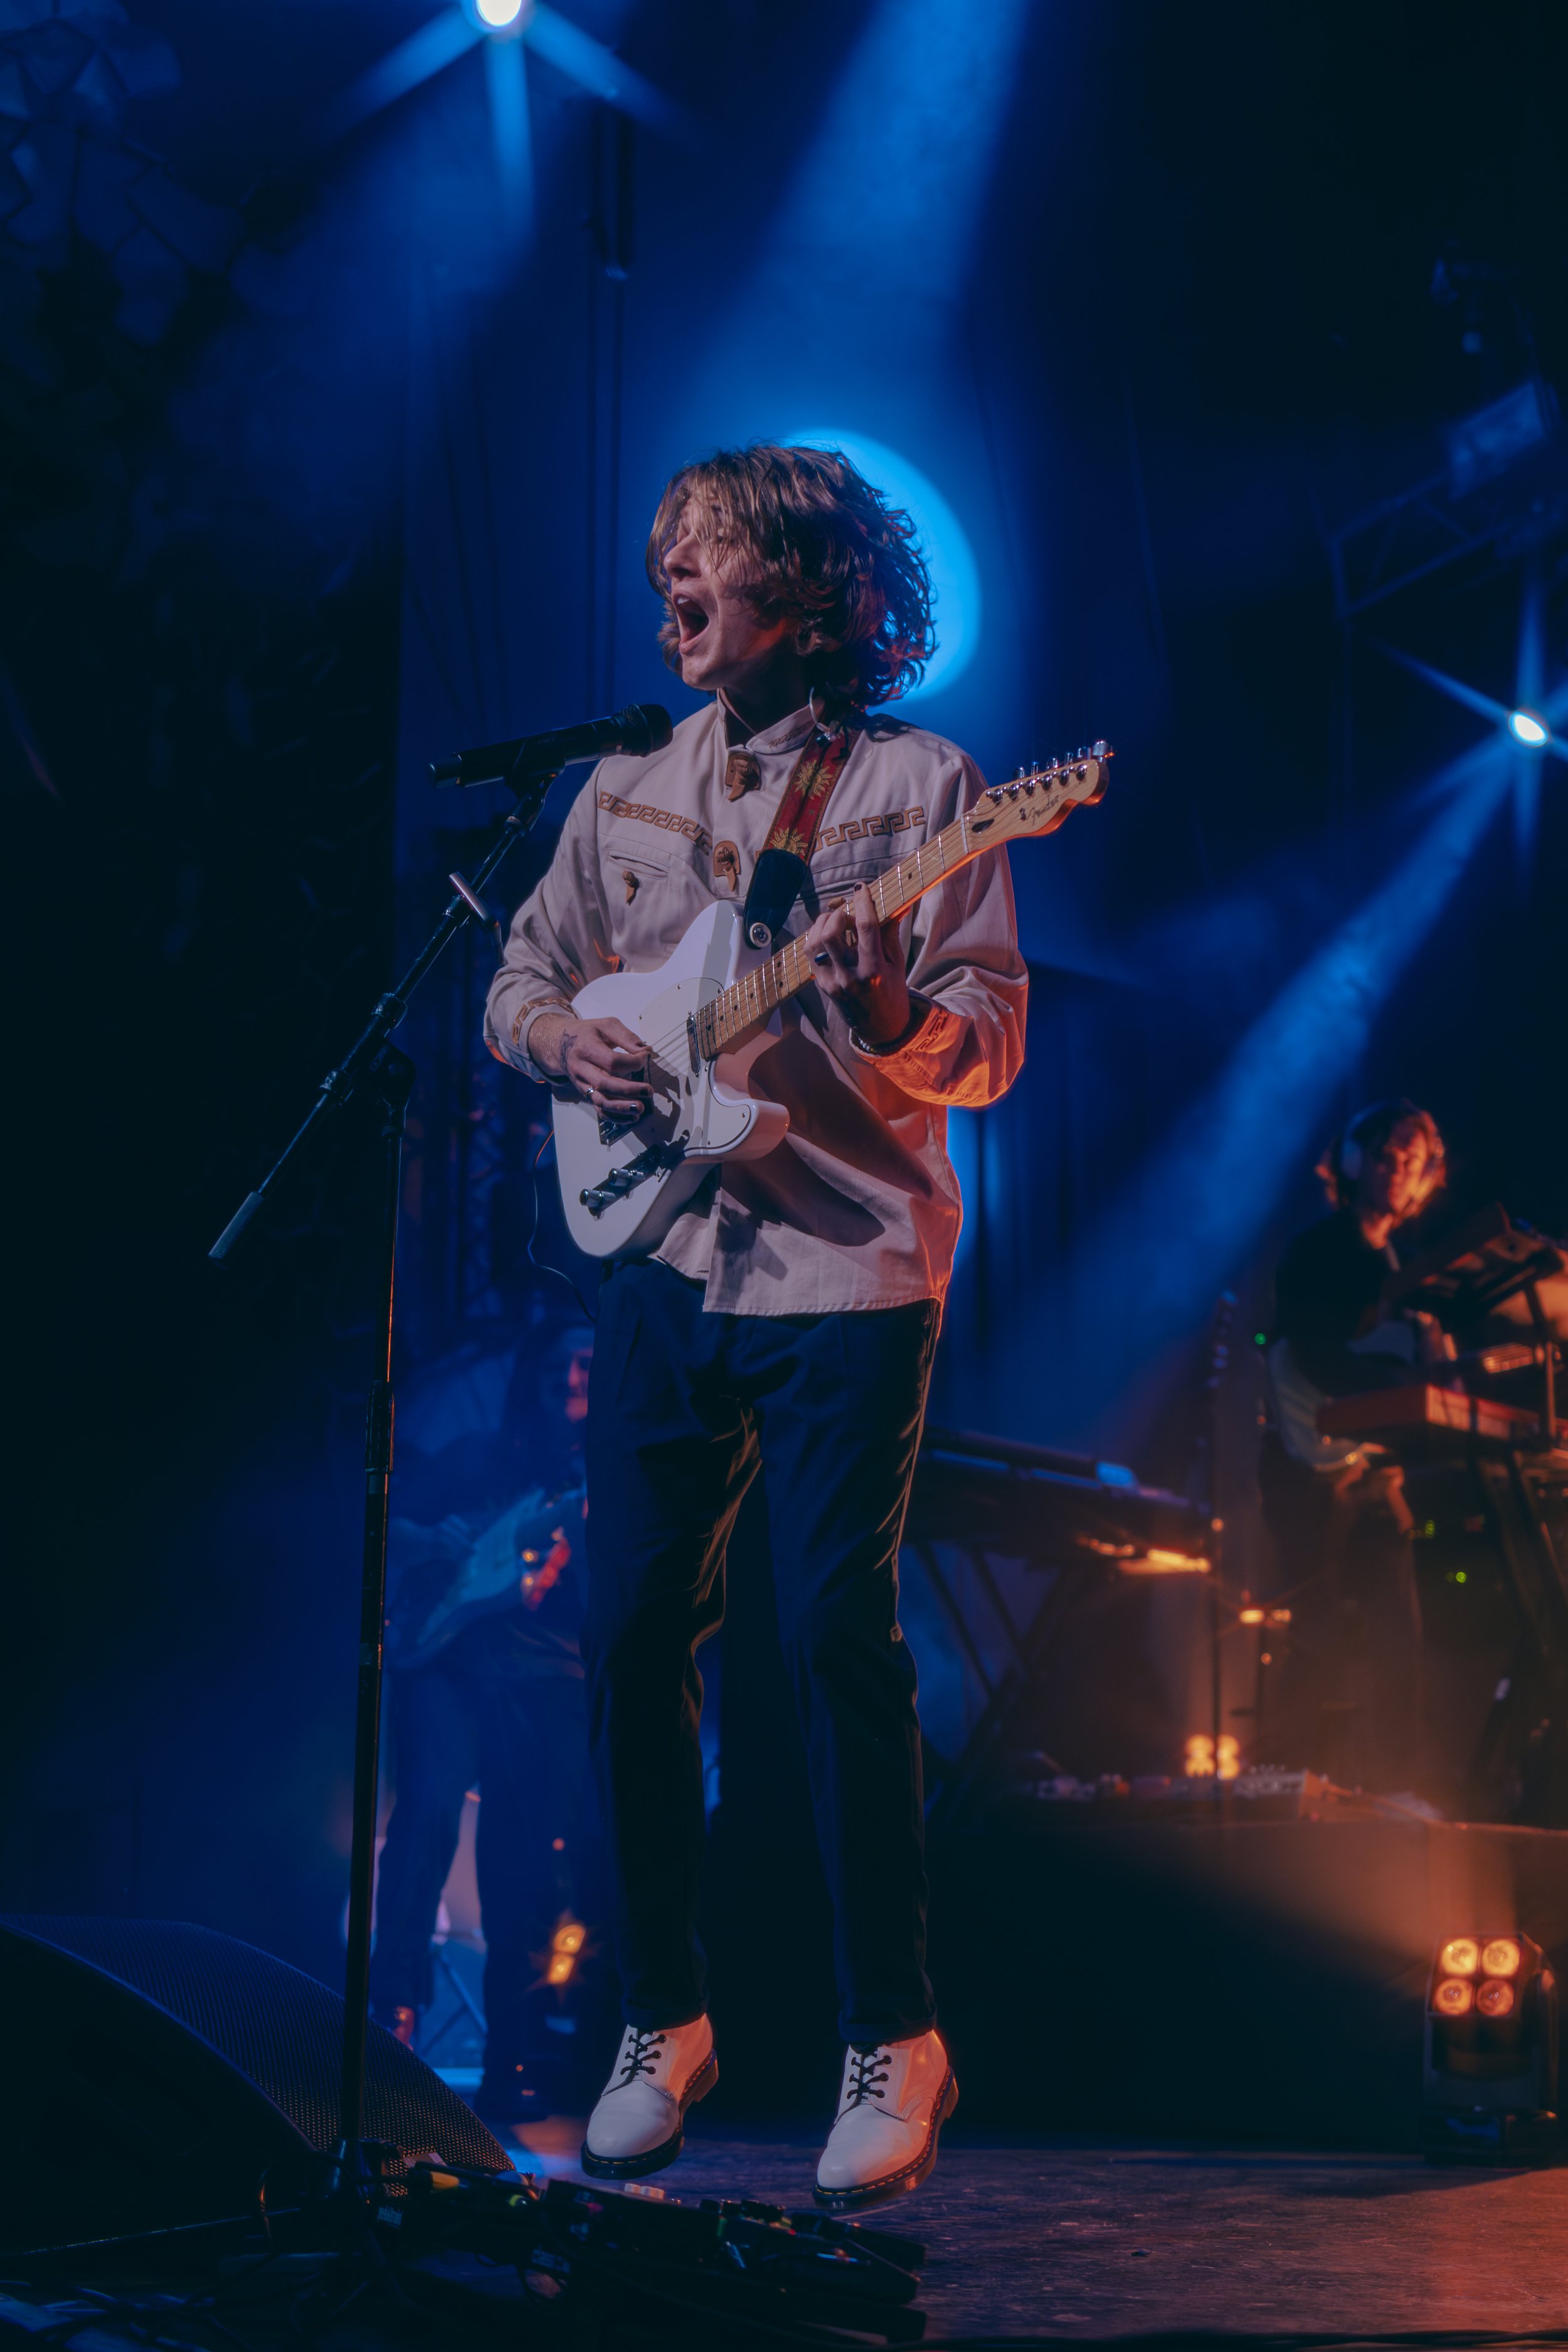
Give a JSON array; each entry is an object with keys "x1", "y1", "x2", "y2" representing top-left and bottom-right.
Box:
[
  {"x1": 1373, "y1": 635, "x2": 1568, "y2": 759},
  {"x1": 319, "y1": 4, "x2": 683, "y2": 157},
  {"x1": 1372, "y1": 639, "x2": 1513, "y2": 729},
  {"x1": 766, "y1": 0, "x2": 1032, "y2": 315},
  {"x1": 486, "y1": 37, "x2": 534, "y2": 236},
  {"x1": 1017, "y1": 743, "x2": 1513, "y2": 1436},
  {"x1": 1528, "y1": 675, "x2": 1568, "y2": 763},
  {"x1": 525, "y1": 6, "x2": 684, "y2": 134},
  {"x1": 319, "y1": 12, "x2": 482, "y2": 146}
]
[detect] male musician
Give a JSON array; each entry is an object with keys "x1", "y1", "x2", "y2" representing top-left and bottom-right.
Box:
[
  {"x1": 371, "y1": 1325, "x2": 598, "y2": 2119},
  {"x1": 484, "y1": 443, "x2": 1027, "y2": 2209},
  {"x1": 1261, "y1": 1099, "x2": 1448, "y2": 1791}
]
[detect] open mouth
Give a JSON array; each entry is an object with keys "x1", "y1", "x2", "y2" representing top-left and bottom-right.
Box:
[{"x1": 673, "y1": 595, "x2": 709, "y2": 646}]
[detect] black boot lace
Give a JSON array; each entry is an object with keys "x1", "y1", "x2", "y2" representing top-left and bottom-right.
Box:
[
  {"x1": 617, "y1": 2028, "x2": 667, "y2": 2085},
  {"x1": 845, "y1": 2045, "x2": 892, "y2": 2109}
]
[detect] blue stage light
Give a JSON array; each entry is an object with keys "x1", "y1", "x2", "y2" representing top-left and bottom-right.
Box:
[
  {"x1": 1509, "y1": 708, "x2": 1549, "y2": 747},
  {"x1": 786, "y1": 428, "x2": 980, "y2": 701},
  {"x1": 472, "y1": 0, "x2": 528, "y2": 31},
  {"x1": 324, "y1": 1, "x2": 674, "y2": 149}
]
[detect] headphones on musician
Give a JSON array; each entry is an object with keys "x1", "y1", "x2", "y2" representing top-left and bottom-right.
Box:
[{"x1": 1319, "y1": 1097, "x2": 1446, "y2": 1214}]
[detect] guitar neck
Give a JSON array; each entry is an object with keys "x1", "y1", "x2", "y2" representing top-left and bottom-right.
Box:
[{"x1": 696, "y1": 805, "x2": 984, "y2": 1057}]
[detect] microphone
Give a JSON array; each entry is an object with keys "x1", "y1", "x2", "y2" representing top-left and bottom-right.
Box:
[{"x1": 431, "y1": 702, "x2": 674, "y2": 788}]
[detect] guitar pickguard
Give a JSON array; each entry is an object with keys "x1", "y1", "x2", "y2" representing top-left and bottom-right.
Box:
[{"x1": 554, "y1": 903, "x2": 789, "y2": 1258}]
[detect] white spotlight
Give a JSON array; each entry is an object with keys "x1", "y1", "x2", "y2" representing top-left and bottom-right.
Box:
[
  {"x1": 1509, "y1": 709, "x2": 1549, "y2": 748},
  {"x1": 473, "y1": 0, "x2": 528, "y2": 29}
]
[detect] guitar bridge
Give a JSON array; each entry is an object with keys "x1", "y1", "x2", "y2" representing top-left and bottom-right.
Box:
[{"x1": 580, "y1": 1138, "x2": 687, "y2": 1219}]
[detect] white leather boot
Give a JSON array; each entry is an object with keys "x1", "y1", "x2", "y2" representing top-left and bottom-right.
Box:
[
  {"x1": 814, "y1": 2029, "x2": 956, "y2": 2212},
  {"x1": 581, "y1": 2016, "x2": 718, "y2": 2180}
]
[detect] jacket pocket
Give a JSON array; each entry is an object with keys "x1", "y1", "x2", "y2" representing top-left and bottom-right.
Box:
[{"x1": 602, "y1": 849, "x2": 669, "y2": 906}]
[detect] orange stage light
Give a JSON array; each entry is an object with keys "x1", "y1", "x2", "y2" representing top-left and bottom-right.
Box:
[
  {"x1": 1123, "y1": 1547, "x2": 1210, "y2": 1576},
  {"x1": 1424, "y1": 1929, "x2": 1557, "y2": 2162},
  {"x1": 1183, "y1": 1732, "x2": 1240, "y2": 1780},
  {"x1": 544, "y1": 1913, "x2": 587, "y2": 1988}
]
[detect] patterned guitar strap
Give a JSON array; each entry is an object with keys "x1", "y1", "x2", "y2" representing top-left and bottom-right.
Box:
[{"x1": 738, "y1": 715, "x2": 856, "y2": 950}]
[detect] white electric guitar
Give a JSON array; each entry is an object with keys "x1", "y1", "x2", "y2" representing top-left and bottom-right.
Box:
[{"x1": 553, "y1": 742, "x2": 1111, "y2": 1258}]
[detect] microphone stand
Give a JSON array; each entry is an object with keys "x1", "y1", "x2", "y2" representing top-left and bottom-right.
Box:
[{"x1": 209, "y1": 760, "x2": 562, "y2": 2235}]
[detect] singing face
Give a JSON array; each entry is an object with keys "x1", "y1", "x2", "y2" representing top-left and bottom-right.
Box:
[
  {"x1": 659, "y1": 507, "x2": 805, "y2": 702},
  {"x1": 1359, "y1": 1117, "x2": 1434, "y2": 1224}
]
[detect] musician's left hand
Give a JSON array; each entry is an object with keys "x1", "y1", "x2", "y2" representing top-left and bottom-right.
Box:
[{"x1": 804, "y1": 884, "x2": 911, "y2": 1045}]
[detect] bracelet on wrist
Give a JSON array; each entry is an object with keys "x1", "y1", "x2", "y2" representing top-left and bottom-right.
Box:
[{"x1": 852, "y1": 997, "x2": 931, "y2": 1057}]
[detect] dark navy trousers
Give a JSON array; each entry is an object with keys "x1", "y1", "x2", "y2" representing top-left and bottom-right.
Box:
[{"x1": 582, "y1": 1257, "x2": 940, "y2": 2046}]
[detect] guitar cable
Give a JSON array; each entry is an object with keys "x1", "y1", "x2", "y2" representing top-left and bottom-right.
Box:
[{"x1": 524, "y1": 1124, "x2": 598, "y2": 1326}]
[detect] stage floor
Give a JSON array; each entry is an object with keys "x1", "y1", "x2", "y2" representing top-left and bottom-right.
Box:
[{"x1": 488, "y1": 2112, "x2": 1568, "y2": 2340}]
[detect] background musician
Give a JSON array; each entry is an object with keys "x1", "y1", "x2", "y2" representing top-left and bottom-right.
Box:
[
  {"x1": 370, "y1": 1325, "x2": 601, "y2": 2121},
  {"x1": 1259, "y1": 1099, "x2": 1449, "y2": 1794}
]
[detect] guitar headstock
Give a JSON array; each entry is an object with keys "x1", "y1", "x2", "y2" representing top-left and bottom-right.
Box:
[{"x1": 968, "y1": 740, "x2": 1113, "y2": 844}]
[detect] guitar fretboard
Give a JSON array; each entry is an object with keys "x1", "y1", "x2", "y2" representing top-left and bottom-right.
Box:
[{"x1": 694, "y1": 767, "x2": 1067, "y2": 1058}]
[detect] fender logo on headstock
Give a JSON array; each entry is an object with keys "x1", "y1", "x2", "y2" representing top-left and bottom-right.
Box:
[{"x1": 976, "y1": 739, "x2": 1113, "y2": 835}]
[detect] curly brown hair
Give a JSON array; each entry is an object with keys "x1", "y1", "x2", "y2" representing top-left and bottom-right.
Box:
[{"x1": 645, "y1": 442, "x2": 936, "y2": 708}]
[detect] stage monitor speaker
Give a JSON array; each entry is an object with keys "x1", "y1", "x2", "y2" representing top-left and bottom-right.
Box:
[{"x1": 0, "y1": 1915, "x2": 508, "y2": 2255}]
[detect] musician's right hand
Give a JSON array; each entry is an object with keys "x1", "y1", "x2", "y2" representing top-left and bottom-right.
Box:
[
  {"x1": 531, "y1": 1010, "x2": 652, "y2": 1115},
  {"x1": 1408, "y1": 1309, "x2": 1458, "y2": 1369}
]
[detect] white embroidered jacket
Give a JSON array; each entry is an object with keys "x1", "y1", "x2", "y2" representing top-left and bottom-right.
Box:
[{"x1": 484, "y1": 699, "x2": 1027, "y2": 1315}]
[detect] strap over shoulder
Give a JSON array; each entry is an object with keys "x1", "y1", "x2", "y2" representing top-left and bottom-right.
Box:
[{"x1": 740, "y1": 721, "x2": 854, "y2": 948}]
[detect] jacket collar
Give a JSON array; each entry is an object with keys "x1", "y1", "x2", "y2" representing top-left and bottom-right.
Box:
[{"x1": 718, "y1": 696, "x2": 819, "y2": 756}]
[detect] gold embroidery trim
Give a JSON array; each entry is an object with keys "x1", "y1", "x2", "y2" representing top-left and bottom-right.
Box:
[
  {"x1": 511, "y1": 994, "x2": 570, "y2": 1046},
  {"x1": 599, "y1": 790, "x2": 712, "y2": 858},
  {"x1": 815, "y1": 806, "x2": 925, "y2": 851}
]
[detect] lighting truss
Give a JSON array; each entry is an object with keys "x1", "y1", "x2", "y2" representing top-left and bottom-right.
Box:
[{"x1": 1329, "y1": 381, "x2": 1567, "y2": 621}]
